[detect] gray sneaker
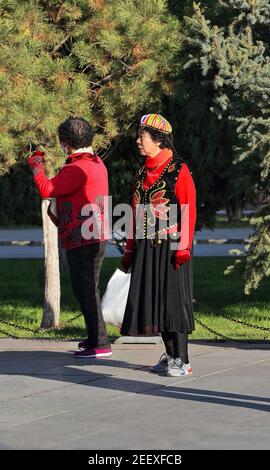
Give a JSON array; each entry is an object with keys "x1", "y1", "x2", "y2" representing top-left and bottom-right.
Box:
[
  {"x1": 150, "y1": 353, "x2": 173, "y2": 374},
  {"x1": 166, "y1": 358, "x2": 193, "y2": 377}
]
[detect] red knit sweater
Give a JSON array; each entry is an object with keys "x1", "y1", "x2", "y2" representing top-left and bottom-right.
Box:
[{"x1": 33, "y1": 152, "x2": 109, "y2": 249}]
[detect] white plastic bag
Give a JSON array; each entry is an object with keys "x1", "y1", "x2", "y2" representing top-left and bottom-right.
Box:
[{"x1": 101, "y1": 268, "x2": 131, "y2": 327}]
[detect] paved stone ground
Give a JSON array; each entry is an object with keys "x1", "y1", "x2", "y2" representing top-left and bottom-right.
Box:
[{"x1": 0, "y1": 339, "x2": 269, "y2": 450}]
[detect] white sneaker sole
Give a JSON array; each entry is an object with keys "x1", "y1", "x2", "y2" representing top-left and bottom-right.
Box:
[{"x1": 166, "y1": 368, "x2": 193, "y2": 377}]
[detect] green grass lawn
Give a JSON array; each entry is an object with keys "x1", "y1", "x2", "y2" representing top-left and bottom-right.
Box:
[
  {"x1": 214, "y1": 214, "x2": 251, "y2": 228},
  {"x1": 0, "y1": 257, "x2": 269, "y2": 341}
]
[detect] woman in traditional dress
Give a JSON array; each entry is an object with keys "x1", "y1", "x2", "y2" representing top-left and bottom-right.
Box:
[{"x1": 121, "y1": 114, "x2": 196, "y2": 377}]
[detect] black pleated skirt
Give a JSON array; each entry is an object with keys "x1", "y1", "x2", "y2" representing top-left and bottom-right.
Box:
[{"x1": 120, "y1": 239, "x2": 195, "y2": 336}]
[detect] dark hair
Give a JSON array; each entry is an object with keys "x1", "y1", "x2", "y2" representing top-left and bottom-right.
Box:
[
  {"x1": 139, "y1": 126, "x2": 174, "y2": 151},
  {"x1": 58, "y1": 117, "x2": 93, "y2": 149}
]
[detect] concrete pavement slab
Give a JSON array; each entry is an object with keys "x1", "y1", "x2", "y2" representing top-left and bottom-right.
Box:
[{"x1": 0, "y1": 339, "x2": 269, "y2": 449}]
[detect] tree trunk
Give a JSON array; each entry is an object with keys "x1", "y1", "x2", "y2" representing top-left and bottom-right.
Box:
[
  {"x1": 226, "y1": 196, "x2": 244, "y2": 223},
  {"x1": 41, "y1": 199, "x2": 60, "y2": 328}
]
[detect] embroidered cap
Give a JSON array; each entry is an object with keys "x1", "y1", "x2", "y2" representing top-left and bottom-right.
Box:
[{"x1": 140, "y1": 114, "x2": 172, "y2": 134}]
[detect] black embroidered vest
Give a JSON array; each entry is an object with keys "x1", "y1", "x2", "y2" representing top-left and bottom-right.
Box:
[{"x1": 133, "y1": 155, "x2": 183, "y2": 240}]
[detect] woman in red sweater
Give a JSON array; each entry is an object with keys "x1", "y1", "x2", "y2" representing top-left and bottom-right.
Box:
[
  {"x1": 28, "y1": 117, "x2": 111, "y2": 359},
  {"x1": 121, "y1": 114, "x2": 196, "y2": 377}
]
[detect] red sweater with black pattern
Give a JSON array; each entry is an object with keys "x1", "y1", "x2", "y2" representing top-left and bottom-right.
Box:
[{"x1": 33, "y1": 152, "x2": 109, "y2": 249}]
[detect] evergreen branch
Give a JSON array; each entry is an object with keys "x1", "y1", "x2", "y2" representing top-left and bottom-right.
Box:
[
  {"x1": 180, "y1": 31, "x2": 202, "y2": 47},
  {"x1": 89, "y1": 79, "x2": 102, "y2": 87},
  {"x1": 52, "y1": 34, "x2": 71, "y2": 57},
  {"x1": 100, "y1": 141, "x2": 119, "y2": 162},
  {"x1": 39, "y1": 0, "x2": 63, "y2": 23},
  {"x1": 100, "y1": 68, "x2": 126, "y2": 84},
  {"x1": 118, "y1": 59, "x2": 131, "y2": 70},
  {"x1": 88, "y1": 67, "x2": 128, "y2": 90},
  {"x1": 218, "y1": 0, "x2": 230, "y2": 8},
  {"x1": 54, "y1": 1, "x2": 65, "y2": 24}
]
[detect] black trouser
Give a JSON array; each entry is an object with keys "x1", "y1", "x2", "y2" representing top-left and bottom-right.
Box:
[
  {"x1": 161, "y1": 332, "x2": 189, "y2": 363},
  {"x1": 66, "y1": 242, "x2": 110, "y2": 349}
]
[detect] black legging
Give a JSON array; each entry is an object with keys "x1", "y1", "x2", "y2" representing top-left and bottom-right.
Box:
[{"x1": 161, "y1": 332, "x2": 189, "y2": 363}]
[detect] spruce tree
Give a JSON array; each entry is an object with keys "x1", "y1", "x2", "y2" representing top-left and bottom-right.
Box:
[
  {"x1": 165, "y1": 0, "x2": 262, "y2": 228},
  {"x1": 184, "y1": 0, "x2": 270, "y2": 293}
]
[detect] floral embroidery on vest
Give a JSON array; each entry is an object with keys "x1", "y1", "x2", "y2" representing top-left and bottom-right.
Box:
[
  {"x1": 132, "y1": 156, "x2": 183, "y2": 239},
  {"x1": 149, "y1": 181, "x2": 170, "y2": 222}
]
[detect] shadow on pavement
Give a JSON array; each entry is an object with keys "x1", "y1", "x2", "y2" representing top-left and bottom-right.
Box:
[{"x1": 0, "y1": 350, "x2": 269, "y2": 414}]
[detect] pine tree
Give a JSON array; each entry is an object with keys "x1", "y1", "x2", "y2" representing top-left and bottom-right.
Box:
[
  {"x1": 0, "y1": 0, "x2": 85, "y2": 327},
  {"x1": 0, "y1": 0, "x2": 181, "y2": 185},
  {"x1": 0, "y1": 0, "x2": 181, "y2": 326},
  {"x1": 71, "y1": 0, "x2": 181, "y2": 150},
  {"x1": 0, "y1": 0, "x2": 92, "y2": 175},
  {"x1": 184, "y1": 0, "x2": 270, "y2": 293}
]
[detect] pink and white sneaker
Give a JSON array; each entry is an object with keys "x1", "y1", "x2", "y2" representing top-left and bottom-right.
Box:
[{"x1": 74, "y1": 347, "x2": 112, "y2": 358}]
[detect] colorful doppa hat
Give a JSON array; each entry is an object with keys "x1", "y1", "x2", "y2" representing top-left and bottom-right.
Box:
[{"x1": 140, "y1": 114, "x2": 172, "y2": 134}]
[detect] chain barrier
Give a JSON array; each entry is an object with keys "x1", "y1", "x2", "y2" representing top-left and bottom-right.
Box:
[
  {"x1": 62, "y1": 313, "x2": 83, "y2": 325},
  {"x1": 0, "y1": 326, "x2": 74, "y2": 342},
  {"x1": 220, "y1": 314, "x2": 270, "y2": 333},
  {"x1": 1, "y1": 312, "x2": 269, "y2": 341},
  {"x1": 0, "y1": 319, "x2": 40, "y2": 334},
  {"x1": 0, "y1": 325, "x2": 20, "y2": 339},
  {"x1": 2, "y1": 316, "x2": 234, "y2": 342},
  {"x1": 195, "y1": 317, "x2": 234, "y2": 341},
  {"x1": 0, "y1": 313, "x2": 83, "y2": 341}
]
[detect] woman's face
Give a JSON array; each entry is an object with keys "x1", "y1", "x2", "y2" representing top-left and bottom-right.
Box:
[{"x1": 136, "y1": 129, "x2": 161, "y2": 157}]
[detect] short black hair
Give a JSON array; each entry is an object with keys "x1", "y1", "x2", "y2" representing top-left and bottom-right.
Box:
[
  {"x1": 139, "y1": 126, "x2": 174, "y2": 150},
  {"x1": 58, "y1": 117, "x2": 93, "y2": 149}
]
